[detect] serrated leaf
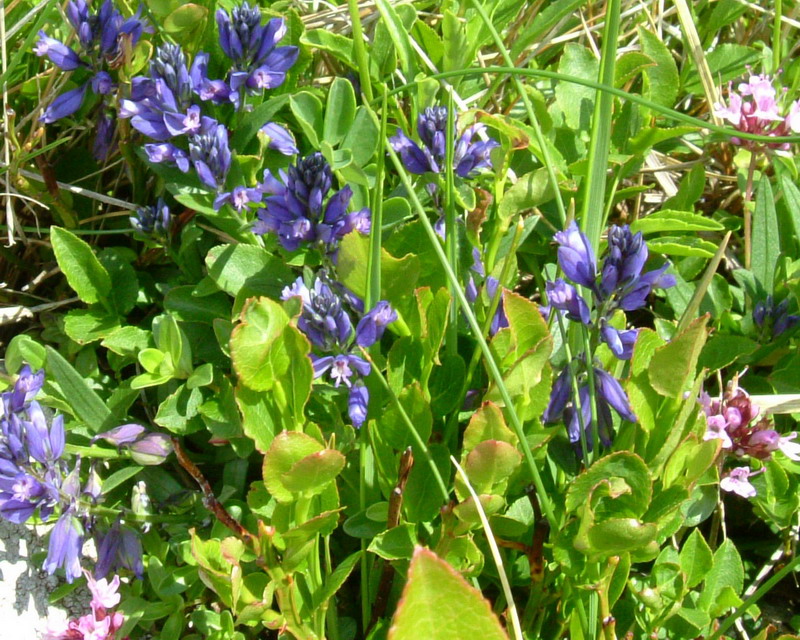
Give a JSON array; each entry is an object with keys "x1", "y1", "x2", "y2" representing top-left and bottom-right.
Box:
[
  {"x1": 697, "y1": 539, "x2": 744, "y2": 613},
  {"x1": 262, "y1": 431, "x2": 323, "y2": 503},
  {"x1": 679, "y1": 529, "x2": 713, "y2": 589},
  {"x1": 463, "y1": 402, "x2": 518, "y2": 450},
  {"x1": 388, "y1": 547, "x2": 509, "y2": 640},
  {"x1": 648, "y1": 315, "x2": 709, "y2": 397},
  {"x1": 463, "y1": 440, "x2": 521, "y2": 493}
]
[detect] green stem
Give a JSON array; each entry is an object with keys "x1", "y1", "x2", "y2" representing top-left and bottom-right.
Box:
[
  {"x1": 445, "y1": 92, "x2": 459, "y2": 359},
  {"x1": 366, "y1": 90, "x2": 388, "y2": 310},
  {"x1": 347, "y1": 0, "x2": 374, "y2": 104},
  {"x1": 380, "y1": 68, "x2": 800, "y2": 146},
  {"x1": 467, "y1": 0, "x2": 566, "y2": 225},
  {"x1": 773, "y1": 0, "x2": 783, "y2": 73},
  {"x1": 579, "y1": 0, "x2": 621, "y2": 254},
  {"x1": 386, "y1": 144, "x2": 557, "y2": 529},
  {"x1": 359, "y1": 348, "x2": 450, "y2": 503},
  {"x1": 581, "y1": 326, "x2": 600, "y2": 466},
  {"x1": 359, "y1": 423, "x2": 371, "y2": 634},
  {"x1": 707, "y1": 554, "x2": 800, "y2": 640}
]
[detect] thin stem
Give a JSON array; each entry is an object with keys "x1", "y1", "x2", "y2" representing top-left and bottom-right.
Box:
[
  {"x1": 773, "y1": 0, "x2": 783, "y2": 73},
  {"x1": 444, "y1": 92, "x2": 459, "y2": 359},
  {"x1": 581, "y1": 326, "x2": 600, "y2": 467},
  {"x1": 466, "y1": 0, "x2": 566, "y2": 225},
  {"x1": 359, "y1": 347, "x2": 450, "y2": 503},
  {"x1": 706, "y1": 554, "x2": 800, "y2": 640},
  {"x1": 386, "y1": 144, "x2": 557, "y2": 528},
  {"x1": 743, "y1": 152, "x2": 758, "y2": 270},
  {"x1": 347, "y1": 0, "x2": 374, "y2": 104},
  {"x1": 366, "y1": 90, "x2": 388, "y2": 310},
  {"x1": 359, "y1": 423, "x2": 371, "y2": 634},
  {"x1": 380, "y1": 68, "x2": 800, "y2": 146}
]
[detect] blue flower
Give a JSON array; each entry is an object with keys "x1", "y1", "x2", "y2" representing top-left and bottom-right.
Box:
[
  {"x1": 217, "y1": 4, "x2": 299, "y2": 94},
  {"x1": 259, "y1": 122, "x2": 298, "y2": 155},
  {"x1": 41, "y1": 83, "x2": 89, "y2": 123},
  {"x1": 254, "y1": 152, "x2": 371, "y2": 251},
  {"x1": 390, "y1": 106, "x2": 499, "y2": 178},
  {"x1": 546, "y1": 278, "x2": 591, "y2": 325},
  {"x1": 131, "y1": 198, "x2": 171, "y2": 240},
  {"x1": 34, "y1": 31, "x2": 84, "y2": 71},
  {"x1": 44, "y1": 511, "x2": 84, "y2": 583},
  {"x1": 554, "y1": 222, "x2": 598, "y2": 290},
  {"x1": 188, "y1": 124, "x2": 232, "y2": 190},
  {"x1": 214, "y1": 185, "x2": 262, "y2": 212}
]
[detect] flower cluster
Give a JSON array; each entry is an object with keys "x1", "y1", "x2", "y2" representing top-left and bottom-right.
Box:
[
  {"x1": 542, "y1": 223, "x2": 674, "y2": 454},
  {"x1": 34, "y1": 0, "x2": 148, "y2": 158},
  {"x1": 390, "y1": 106, "x2": 499, "y2": 179},
  {"x1": 254, "y1": 152, "x2": 371, "y2": 252},
  {"x1": 466, "y1": 248, "x2": 508, "y2": 336},
  {"x1": 713, "y1": 72, "x2": 800, "y2": 150},
  {"x1": 43, "y1": 571, "x2": 125, "y2": 640},
  {"x1": 130, "y1": 198, "x2": 172, "y2": 242},
  {"x1": 216, "y1": 1, "x2": 299, "y2": 99},
  {"x1": 0, "y1": 365, "x2": 168, "y2": 582},
  {"x1": 283, "y1": 275, "x2": 397, "y2": 427},
  {"x1": 701, "y1": 380, "x2": 800, "y2": 498},
  {"x1": 546, "y1": 222, "x2": 675, "y2": 359},
  {"x1": 753, "y1": 294, "x2": 800, "y2": 340}
]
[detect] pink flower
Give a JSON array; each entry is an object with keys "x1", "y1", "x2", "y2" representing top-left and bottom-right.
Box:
[
  {"x1": 85, "y1": 571, "x2": 121, "y2": 612},
  {"x1": 720, "y1": 466, "x2": 758, "y2": 498},
  {"x1": 703, "y1": 415, "x2": 733, "y2": 449}
]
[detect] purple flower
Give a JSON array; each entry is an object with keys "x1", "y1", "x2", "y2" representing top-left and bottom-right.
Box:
[
  {"x1": 348, "y1": 383, "x2": 369, "y2": 428},
  {"x1": 720, "y1": 466, "x2": 758, "y2": 498},
  {"x1": 599, "y1": 321, "x2": 637, "y2": 360},
  {"x1": 25, "y1": 405, "x2": 65, "y2": 464},
  {"x1": 355, "y1": 301, "x2": 398, "y2": 347},
  {"x1": 260, "y1": 122, "x2": 298, "y2": 155},
  {"x1": 594, "y1": 367, "x2": 636, "y2": 423},
  {"x1": 131, "y1": 198, "x2": 171, "y2": 239},
  {"x1": 390, "y1": 106, "x2": 499, "y2": 178},
  {"x1": 7, "y1": 365, "x2": 44, "y2": 413},
  {"x1": 144, "y1": 142, "x2": 190, "y2": 172},
  {"x1": 543, "y1": 367, "x2": 571, "y2": 424},
  {"x1": 128, "y1": 433, "x2": 172, "y2": 465},
  {"x1": 91, "y1": 71, "x2": 114, "y2": 95},
  {"x1": 283, "y1": 276, "x2": 352, "y2": 350},
  {"x1": 44, "y1": 511, "x2": 84, "y2": 583},
  {"x1": 753, "y1": 295, "x2": 800, "y2": 338},
  {"x1": 96, "y1": 521, "x2": 144, "y2": 579},
  {"x1": 95, "y1": 424, "x2": 147, "y2": 447},
  {"x1": 546, "y1": 279, "x2": 591, "y2": 324},
  {"x1": 34, "y1": 31, "x2": 84, "y2": 71},
  {"x1": 217, "y1": 5, "x2": 298, "y2": 94},
  {"x1": 189, "y1": 124, "x2": 232, "y2": 190},
  {"x1": 41, "y1": 82, "x2": 89, "y2": 123},
  {"x1": 255, "y1": 153, "x2": 370, "y2": 251},
  {"x1": 554, "y1": 222, "x2": 597, "y2": 289},
  {"x1": 312, "y1": 354, "x2": 371, "y2": 388},
  {"x1": 93, "y1": 112, "x2": 116, "y2": 161},
  {"x1": 214, "y1": 186, "x2": 262, "y2": 212}
]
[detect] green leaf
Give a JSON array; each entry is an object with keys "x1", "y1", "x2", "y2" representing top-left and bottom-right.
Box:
[
  {"x1": 102, "y1": 465, "x2": 144, "y2": 494},
  {"x1": 369, "y1": 524, "x2": 417, "y2": 560},
  {"x1": 101, "y1": 326, "x2": 152, "y2": 358},
  {"x1": 698, "y1": 334, "x2": 758, "y2": 371},
  {"x1": 429, "y1": 355, "x2": 466, "y2": 416},
  {"x1": 587, "y1": 518, "x2": 658, "y2": 554},
  {"x1": 5, "y1": 335, "x2": 46, "y2": 372},
  {"x1": 230, "y1": 95, "x2": 290, "y2": 152},
  {"x1": 323, "y1": 77, "x2": 356, "y2": 146},
  {"x1": 565, "y1": 451, "x2": 652, "y2": 515},
  {"x1": 778, "y1": 173, "x2": 800, "y2": 248},
  {"x1": 230, "y1": 297, "x2": 291, "y2": 391},
  {"x1": 154, "y1": 384, "x2": 203, "y2": 433},
  {"x1": 290, "y1": 91, "x2": 323, "y2": 148},
  {"x1": 752, "y1": 176, "x2": 780, "y2": 294},
  {"x1": 374, "y1": 0, "x2": 417, "y2": 83},
  {"x1": 388, "y1": 547, "x2": 509, "y2": 640},
  {"x1": 442, "y1": 10, "x2": 467, "y2": 73},
  {"x1": 205, "y1": 244, "x2": 292, "y2": 299},
  {"x1": 555, "y1": 44, "x2": 598, "y2": 131},
  {"x1": 403, "y1": 443, "x2": 451, "y2": 523},
  {"x1": 645, "y1": 236, "x2": 720, "y2": 258},
  {"x1": 682, "y1": 44, "x2": 758, "y2": 94},
  {"x1": 45, "y1": 346, "x2": 112, "y2": 431},
  {"x1": 497, "y1": 169, "x2": 553, "y2": 221},
  {"x1": 301, "y1": 29, "x2": 354, "y2": 66},
  {"x1": 679, "y1": 529, "x2": 713, "y2": 589},
  {"x1": 50, "y1": 226, "x2": 111, "y2": 306},
  {"x1": 638, "y1": 27, "x2": 679, "y2": 108},
  {"x1": 165, "y1": 286, "x2": 231, "y2": 324},
  {"x1": 313, "y1": 550, "x2": 362, "y2": 608},
  {"x1": 462, "y1": 402, "x2": 518, "y2": 450},
  {"x1": 648, "y1": 315, "x2": 709, "y2": 397},
  {"x1": 697, "y1": 539, "x2": 744, "y2": 613},
  {"x1": 631, "y1": 210, "x2": 725, "y2": 234},
  {"x1": 340, "y1": 107, "x2": 379, "y2": 167},
  {"x1": 262, "y1": 431, "x2": 323, "y2": 503},
  {"x1": 63, "y1": 309, "x2": 121, "y2": 345},
  {"x1": 462, "y1": 440, "x2": 521, "y2": 494},
  {"x1": 383, "y1": 383, "x2": 432, "y2": 451},
  {"x1": 280, "y1": 449, "x2": 346, "y2": 496},
  {"x1": 163, "y1": 3, "x2": 207, "y2": 37}
]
